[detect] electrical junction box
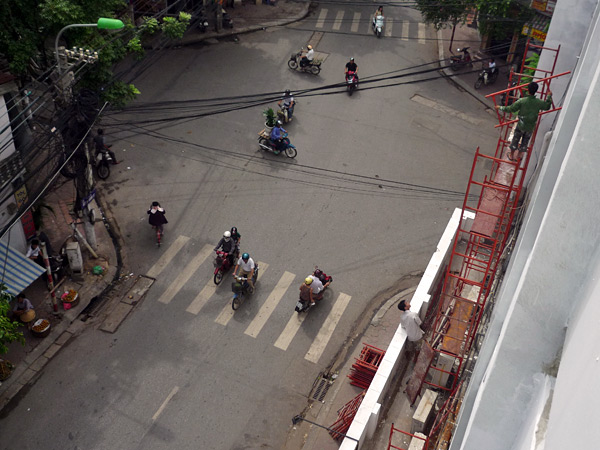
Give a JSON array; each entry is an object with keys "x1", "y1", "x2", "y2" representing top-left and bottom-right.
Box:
[{"x1": 66, "y1": 241, "x2": 83, "y2": 277}]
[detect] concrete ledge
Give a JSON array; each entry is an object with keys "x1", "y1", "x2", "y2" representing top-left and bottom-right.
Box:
[{"x1": 340, "y1": 208, "x2": 469, "y2": 449}]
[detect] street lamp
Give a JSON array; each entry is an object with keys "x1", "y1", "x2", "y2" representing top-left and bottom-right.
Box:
[
  {"x1": 291, "y1": 414, "x2": 359, "y2": 443},
  {"x1": 54, "y1": 18, "x2": 124, "y2": 73}
]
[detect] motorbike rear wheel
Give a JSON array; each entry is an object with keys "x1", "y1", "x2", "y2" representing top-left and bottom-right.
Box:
[
  {"x1": 285, "y1": 146, "x2": 297, "y2": 158},
  {"x1": 288, "y1": 59, "x2": 298, "y2": 70},
  {"x1": 258, "y1": 137, "x2": 269, "y2": 150},
  {"x1": 214, "y1": 271, "x2": 223, "y2": 285},
  {"x1": 474, "y1": 77, "x2": 483, "y2": 89},
  {"x1": 311, "y1": 65, "x2": 321, "y2": 75},
  {"x1": 450, "y1": 60, "x2": 459, "y2": 71},
  {"x1": 96, "y1": 162, "x2": 110, "y2": 180}
]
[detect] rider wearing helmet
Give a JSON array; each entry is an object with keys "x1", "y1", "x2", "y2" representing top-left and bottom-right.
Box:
[
  {"x1": 234, "y1": 252, "x2": 255, "y2": 289},
  {"x1": 345, "y1": 57, "x2": 359, "y2": 83},
  {"x1": 301, "y1": 44, "x2": 314, "y2": 68},
  {"x1": 269, "y1": 120, "x2": 287, "y2": 155},
  {"x1": 299, "y1": 276, "x2": 316, "y2": 306},
  {"x1": 214, "y1": 230, "x2": 238, "y2": 265},
  {"x1": 278, "y1": 89, "x2": 295, "y2": 121}
]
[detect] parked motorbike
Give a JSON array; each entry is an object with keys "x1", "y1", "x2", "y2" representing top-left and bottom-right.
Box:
[
  {"x1": 501, "y1": 79, "x2": 520, "y2": 106},
  {"x1": 346, "y1": 71, "x2": 358, "y2": 96},
  {"x1": 198, "y1": 9, "x2": 209, "y2": 32},
  {"x1": 232, "y1": 267, "x2": 259, "y2": 310},
  {"x1": 474, "y1": 67, "x2": 499, "y2": 89},
  {"x1": 95, "y1": 146, "x2": 113, "y2": 180},
  {"x1": 372, "y1": 14, "x2": 384, "y2": 38},
  {"x1": 214, "y1": 250, "x2": 237, "y2": 285},
  {"x1": 222, "y1": 8, "x2": 233, "y2": 28},
  {"x1": 450, "y1": 47, "x2": 473, "y2": 71},
  {"x1": 295, "y1": 266, "x2": 333, "y2": 313},
  {"x1": 258, "y1": 129, "x2": 298, "y2": 158},
  {"x1": 288, "y1": 49, "x2": 321, "y2": 75}
]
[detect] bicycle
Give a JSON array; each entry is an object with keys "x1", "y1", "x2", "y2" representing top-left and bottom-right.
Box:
[{"x1": 153, "y1": 225, "x2": 163, "y2": 247}]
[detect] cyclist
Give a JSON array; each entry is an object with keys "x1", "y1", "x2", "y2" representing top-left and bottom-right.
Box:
[{"x1": 147, "y1": 202, "x2": 168, "y2": 242}]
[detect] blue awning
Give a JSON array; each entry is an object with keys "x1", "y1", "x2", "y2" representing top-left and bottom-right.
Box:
[{"x1": 0, "y1": 241, "x2": 46, "y2": 295}]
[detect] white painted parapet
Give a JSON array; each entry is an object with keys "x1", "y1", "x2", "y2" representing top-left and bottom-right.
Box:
[{"x1": 339, "y1": 208, "x2": 474, "y2": 450}]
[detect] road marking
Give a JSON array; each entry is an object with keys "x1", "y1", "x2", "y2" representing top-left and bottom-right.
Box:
[
  {"x1": 305, "y1": 293, "x2": 352, "y2": 364},
  {"x1": 186, "y1": 283, "x2": 217, "y2": 315},
  {"x1": 351, "y1": 12, "x2": 360, "y2": 33},
  {"x1": 316, "y1": 9, "x2": 327, "y2": 29},
  {"x1": 401, "y1": 21, "x2": 409, "y2": 41},
  {"x1": 157, "y1": 244, "x2": 213, "y2": 304},
  {"x1": 411, "y1": 94, "x2": 483, "y2": 125},
  {"x1": 418, "y1": 23, "x2": 426, "y2": 44},
  {"x1": 152, "y1": 386, "x2": 179, "y2": 421},
  {"x1": 214, "y1": 262, "x2": 269, "y2": 326},
  {"x1": 332, "y1": 10, "x2": 344, "y2": 31},
  {"x1": 245, "y1": 271, "x2": 295, "y2": 338},
  {"x1": 146, "y1": 235, "x2": 190, "y2": 279},
  {"x1": 274, "y1": 311, "x2": 307, "y2": 351},
  {"x1": 385, "y1": 18, "x2": 393, "y2": 37}
]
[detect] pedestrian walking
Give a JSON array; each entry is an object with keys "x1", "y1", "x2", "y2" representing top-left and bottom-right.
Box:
[{"x1": 496, "y1": 82, "x2": 553, "y2": 162}]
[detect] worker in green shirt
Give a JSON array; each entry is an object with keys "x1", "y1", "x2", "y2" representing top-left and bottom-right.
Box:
[{"x1": 496, "y1": 82, "x2": 553, "y2": 162}]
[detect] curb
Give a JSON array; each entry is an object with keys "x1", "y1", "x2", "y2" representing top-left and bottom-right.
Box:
[
  {"x1": 178, "y1": 2, "x2": 312, "y2": 47},
  {"x1": 436, "y1": 29, "x2": 495, "y2": 110},
  {"x1": 0, "y1": 197, "x2": 121, "y2": 412}
]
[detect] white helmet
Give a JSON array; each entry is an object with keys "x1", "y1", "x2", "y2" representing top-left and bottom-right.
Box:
[{"x1": 223, "y1": 231, "x2": 231, "y2": 241}]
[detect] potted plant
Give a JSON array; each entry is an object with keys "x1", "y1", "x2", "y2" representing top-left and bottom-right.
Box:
[
  {"x1": 263, "y1": 107, "x2": 276, "y2": 131},
  {"x1": 0, "y1": 289, "x2": 25, "y2": 381}
]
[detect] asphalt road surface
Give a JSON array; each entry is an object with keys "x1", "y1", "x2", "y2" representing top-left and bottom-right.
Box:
[{"x1": 0, "y1": 4, "x2": 497, "y2": 449}]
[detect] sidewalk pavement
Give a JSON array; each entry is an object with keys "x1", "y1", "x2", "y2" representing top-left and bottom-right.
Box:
[
  {"x1": 0, "y1": 181, "x2": 121, "y2": 411},
  {"x1": 178, "y1": 0, "x2": 311, "y2": 47}
]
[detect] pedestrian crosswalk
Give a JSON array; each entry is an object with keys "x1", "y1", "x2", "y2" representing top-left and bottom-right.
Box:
[
  {"x1": 312, "y1": 8, "x2": 428, "y2": 43},
  {"x1": 146, "y1": 236, "x2": 352, "y2": 364}
]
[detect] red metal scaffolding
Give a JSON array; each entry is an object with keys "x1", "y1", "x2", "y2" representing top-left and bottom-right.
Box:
[{"x1": 391, "y1": 39, "x2": 569, "y2": 449}]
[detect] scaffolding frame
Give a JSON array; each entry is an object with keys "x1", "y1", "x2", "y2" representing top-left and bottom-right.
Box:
[{"x1": 391, "y1": 38, "x2": 569, "y2": 450}]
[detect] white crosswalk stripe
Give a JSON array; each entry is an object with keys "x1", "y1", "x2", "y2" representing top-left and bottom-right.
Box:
[
  {"x1": 244, "y1": 271, "x2": 295, "y2": 338},
  {"x1": 148, "y1": 236, "x2": 353, "y2": 362},
  {"x1": 186, "y1": 283, "x2": 217, "y2": 315},
  {"x1": 274, "y1": 311, "x2": 307, "y2": 351},
  {"x1": 146, "y1": 235, "x2": 190, "y2": 279},
  {"x1": 401, "y1": 20, "x2": 409, "y2": 41},
  {"x1": 305, "y1": 293, "x2": 352, "y2": 363},
  {"x1": 309, "y1": 8, "x2": 427, "y2": 42},
  {"x1": 214, "y1": 262, "x2": 269, "y2": 326},
  {"x1": 351, "y1": 12, "x2": 361, "y2": 33},
  {"x1": 316, "y1": 8, "x2": 327, "y2": 28},
  {"x1": 157, "y1": 244, "x2": 213, "y2": 304},
  {"x1": 332, "y1": 10, "x2": 345, "y2": 31},
  {"x1": 385, "y1": 18, "x2": 393, "y2": 37},
  {"x1": 418, "y1": 22, "x2": 426, "y2": 44}
]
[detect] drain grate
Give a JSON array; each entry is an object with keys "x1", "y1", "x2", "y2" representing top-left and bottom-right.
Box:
[{"x1": 312, "y1": 377, "x2": 333, "y2": 402}]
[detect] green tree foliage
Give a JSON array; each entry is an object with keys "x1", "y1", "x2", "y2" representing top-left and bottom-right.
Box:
[
  {"x1": 414, "y1": 0, "x2": 475, "y2": 31},
  {"x1": 0, "y1": 0, "x2": 191, "y2": 107},
  {"x1": 0, "y1": 289, "x2": 25, "y2": 355},
  {"x1": 475, "y1": 0, "x2": 534, "y2": 40}
]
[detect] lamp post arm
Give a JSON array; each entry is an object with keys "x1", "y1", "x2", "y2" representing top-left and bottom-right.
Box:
[
  {"x1": 54, "y1": 23, "x2": 98, "y2": 73},
  {"x1": 291, "y1": 415, "x2": 359, "y2": 443}
]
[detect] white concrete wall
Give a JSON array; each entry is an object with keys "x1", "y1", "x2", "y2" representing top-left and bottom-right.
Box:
[
  {"x1": 339, "y1": 209, "x2": 474, "y2": 450},
  {"x1": 450, "y1": 2, "x2": 600, "y2": 450}
]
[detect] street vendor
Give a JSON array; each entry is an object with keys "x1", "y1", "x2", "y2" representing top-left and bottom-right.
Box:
[{"x1": 13, "y1": 293, "x2": 36, "y2": 323}]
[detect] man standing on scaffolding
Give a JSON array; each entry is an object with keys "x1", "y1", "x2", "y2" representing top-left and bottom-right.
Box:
[{"x1": 496, "y1": 82, "x2": 553, "y2": 162}]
